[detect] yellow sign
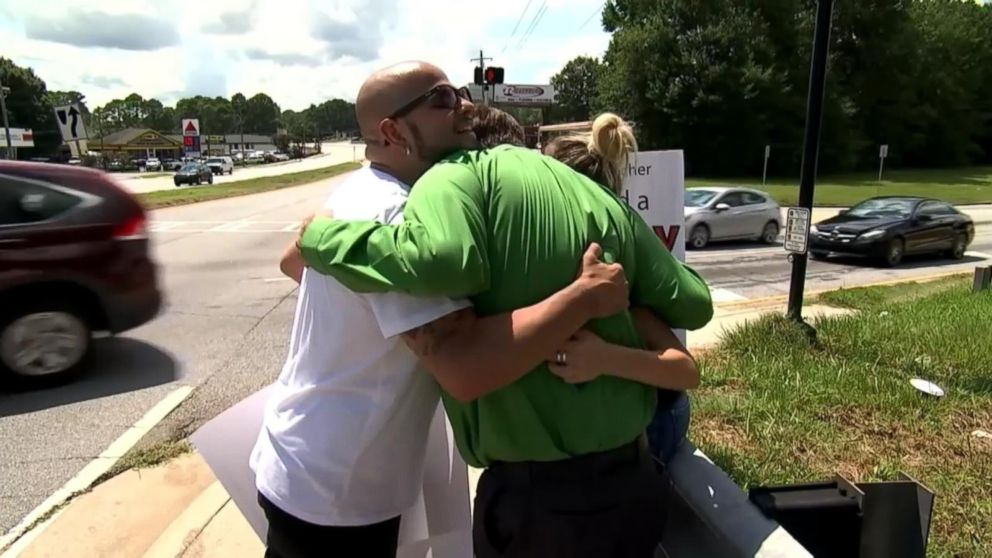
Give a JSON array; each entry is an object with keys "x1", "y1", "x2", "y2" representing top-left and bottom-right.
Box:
[
  {"x1": 206, "y1": 135, "x2": 226, "y2": 143},
  {"x1": 130, "y1": 132, "x2": 176, "y2": 148}
]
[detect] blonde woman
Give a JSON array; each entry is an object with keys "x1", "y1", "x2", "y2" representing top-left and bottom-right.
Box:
[{"x1": 544, "y1": 113, "x2": 699, "y2": 465}]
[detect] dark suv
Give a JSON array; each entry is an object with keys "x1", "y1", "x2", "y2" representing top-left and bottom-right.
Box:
[{"x1": 0, "y1": 161, "x2": 163, "y2": 386}]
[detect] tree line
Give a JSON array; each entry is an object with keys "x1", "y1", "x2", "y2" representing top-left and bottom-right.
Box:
[
  {"x1": 0, "y1": 57, "x2": 358, "y2": 155},
  {"x1": 550, "y1": 0, "x2": 992, "y2": 177}
]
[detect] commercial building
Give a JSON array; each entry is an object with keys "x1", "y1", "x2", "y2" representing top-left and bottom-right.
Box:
[{"x1": 88, "y1": 128, "x2": 278, "y2": 159}]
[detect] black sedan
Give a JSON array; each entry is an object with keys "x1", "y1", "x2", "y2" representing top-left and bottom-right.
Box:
[
  {"x1": 173, "y1": 163, "x2": 214, "y2": 187},
  {"x1": 810, "y1": 197, "x2": 974, "y2": 267}
]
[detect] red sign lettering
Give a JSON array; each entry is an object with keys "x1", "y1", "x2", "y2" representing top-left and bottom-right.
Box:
[{"x1": 653, "y1": 225, "x2": 681, "y2": 251}]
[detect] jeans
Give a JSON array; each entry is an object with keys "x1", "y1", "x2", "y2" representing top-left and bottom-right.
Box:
[{"x1": 646, "y1": 391, "x2": 691, "y2": 465}]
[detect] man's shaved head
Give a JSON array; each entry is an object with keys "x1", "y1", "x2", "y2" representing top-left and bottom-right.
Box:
[{"x1": 356, "y1": 61, "x2": 447, "y2": 140}]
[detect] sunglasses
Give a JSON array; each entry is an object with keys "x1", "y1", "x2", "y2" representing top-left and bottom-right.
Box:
[{"x1": 389, "y1": 84, "x2": 473, "y2": 119}]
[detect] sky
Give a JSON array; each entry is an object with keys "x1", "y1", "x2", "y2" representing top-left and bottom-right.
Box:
[{"x1": 0, "y1": 0, "x2": 611, "y2": 111}]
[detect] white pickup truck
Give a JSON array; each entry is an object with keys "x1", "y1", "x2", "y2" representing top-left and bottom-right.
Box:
[{"x1": 206, "y1": 156, "x2": 234, "y2": 175}]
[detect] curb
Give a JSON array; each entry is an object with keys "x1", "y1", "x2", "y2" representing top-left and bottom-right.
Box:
[
  {"x1": 142, "y1": 481, "x2": 230, "y2": 558},
  {"x1": 713, "y1": 269, "x2": 975, "y2": 311}
]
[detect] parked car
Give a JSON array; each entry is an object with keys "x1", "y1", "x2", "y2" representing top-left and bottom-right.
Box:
[
  {"x1": 684, "y1": 187, "x2": 782, "y2": 249},
  {"x1": 145, "y1": 157, "x2": 162, "y2": 172},
  {"x1": 205, "y1": 156, "x2": 234, "y2": 175},
  {"x1": 174, "y1": 163, "x2": 214, "y2": 187},
  {"x1": 0, "y1": 161, "x2": 162, "y2": 386},
  {"x1": 67, "y1": 158, "x2": 82, "y2": 166},
  {"x1": 810, "y1": 196, "x2": 974, "y2": 267}
]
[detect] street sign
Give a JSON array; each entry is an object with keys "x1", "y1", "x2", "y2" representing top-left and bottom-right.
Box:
[
  {"x1": 0, "y1": 128, "x2": 35, "y2": 148},
  {"x1": 54, "y1": 104, "x2": 88, "y2": 156},
  {"x1": 765, "y1": 145, "x2": 771, "y2": 158},
  {"x1": 784, "y1": 207, "x2": 811, "y2": 254},
  {"x1": 880, "y1": 144, "x2": 889, "y2": 158},
  {"x1": 182, "y1": 119, "x2": 200, "y2": 137},
  {"x1": 465, "y1": 84, "x2": 556, "y2": 107},
  {"x1": 879, "y1": 144, "x2": 889, "y2": 181},
  {"x1": 206, "y1": 135, "x2": 225, "y2": 144},
  {"x1": 183, "y1": 135, "x2": 201, "y2": 157}
]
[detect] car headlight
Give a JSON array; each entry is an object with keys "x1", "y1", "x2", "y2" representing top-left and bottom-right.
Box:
[
  {"x1": 859, "y1": 229, "x2": 886, "y2": 241},
  {"x1": 809, "y1": 225, "x2": 819, "y2": 235}
]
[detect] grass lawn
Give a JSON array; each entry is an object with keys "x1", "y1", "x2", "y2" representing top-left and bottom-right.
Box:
[
  {"x1": 137, "y1": 162, "x2": 361, "y2": 209},
  {"x1": 692, "y1": 278, "x2": 991, "y2": 556},
  {"x1": 687, "y1": 166, "x2": 992, "y2": 207}
]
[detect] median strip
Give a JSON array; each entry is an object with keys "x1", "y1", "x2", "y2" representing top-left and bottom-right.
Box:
[
  {"x1": 137, "y1": 162, "x2": 362, "y2": 210},
  {"x1": 694, "y1": 278, "x2": 991, "y2": 556}
]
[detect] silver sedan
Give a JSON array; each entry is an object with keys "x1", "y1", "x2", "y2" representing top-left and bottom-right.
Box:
[{"x1": 684, "y1": 187, "x2": 782, "y2": 249}]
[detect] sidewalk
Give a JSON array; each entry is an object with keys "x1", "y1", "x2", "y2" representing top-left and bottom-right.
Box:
[{"x1": 1, "y1": 298, "x2": 848, "y2": 558}]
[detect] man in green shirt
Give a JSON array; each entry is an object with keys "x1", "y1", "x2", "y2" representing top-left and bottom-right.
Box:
[{"x1": 297, "y1": 145, "x2": 712, "y2": 557}]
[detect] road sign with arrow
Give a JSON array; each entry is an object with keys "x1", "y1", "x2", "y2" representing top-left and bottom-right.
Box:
[{"x1": 54, "y1": 104, "x2": 88, "y2": 157}]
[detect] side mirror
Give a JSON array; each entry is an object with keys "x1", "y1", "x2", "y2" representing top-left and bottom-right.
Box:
[{"x1": 714, "y1": 203, "x2": 731, "y2": 212}]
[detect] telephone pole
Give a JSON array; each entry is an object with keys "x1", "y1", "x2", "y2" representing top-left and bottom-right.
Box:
[
  {"x1": 470, "y1": 50, "x2": 493, "y2": 104},
  {"x1": 0, "y1": 77, "x2": 13, "y2": 160}
]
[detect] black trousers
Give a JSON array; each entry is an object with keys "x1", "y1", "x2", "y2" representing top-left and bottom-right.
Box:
[
  {"x1": 472, "y1": 439, "x2": 670, "y2": 558},
  {"x1": 257, "y1": 493, "x2": 401, "y2": 558}
]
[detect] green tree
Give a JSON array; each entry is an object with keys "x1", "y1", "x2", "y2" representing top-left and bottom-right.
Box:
[
  {"x1": 46, "y1": 90, "x2": 89, "y2": 115},
  {"x1": 0, "y1": 57, "x2": 59, "y2": 155},
  {"x1": 549, "y1": 56, "x2": 604, "y2": 123},
  {"x1": 244, "y1": 93, "x2": 281, "y2": 134}
]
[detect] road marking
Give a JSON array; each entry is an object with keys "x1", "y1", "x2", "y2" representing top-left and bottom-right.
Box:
[
  {"x1": 263, "y1": 277, "x2": 293, "y2": 283},
  {"x1": 710, "y1": 288, "x2": 748, "y2": 303},
  {"x1": 149, "y1": 221, "x2": 186, "y2": 232},
  {"x1": 0, "y1": 385, "x2": 195, "y2": 556},
  {"x1": 281, "y1": 223, "x2": 301, "y2": 232},
  {"x1": 208, "y1": 221, "x2": 251, "y2": 232},
  {"x1": 966, "y1": 250, "x2": 992, "y2": 259}
]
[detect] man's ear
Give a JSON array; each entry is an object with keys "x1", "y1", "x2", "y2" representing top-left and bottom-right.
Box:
[{"x1": 379, "y1": 119, "x2": 408, "y2": 150}]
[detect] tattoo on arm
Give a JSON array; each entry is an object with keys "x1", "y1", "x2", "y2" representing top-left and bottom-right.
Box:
[{"x1": 401, "y1": 308, "x2": 474, "y2": 357}]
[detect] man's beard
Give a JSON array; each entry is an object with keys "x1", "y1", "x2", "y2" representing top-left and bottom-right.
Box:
[{"x1": 408, "y1": 121, "x2": 475, "y2": 164}]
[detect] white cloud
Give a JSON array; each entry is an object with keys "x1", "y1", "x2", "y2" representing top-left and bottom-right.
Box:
[{"x1": 0, "y1": 0, "x2": 610, "y2": 110}]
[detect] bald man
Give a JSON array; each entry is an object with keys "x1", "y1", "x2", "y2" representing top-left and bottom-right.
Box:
[{"x1": 250, "y1": 61, "x2": 630, "y2": 558}]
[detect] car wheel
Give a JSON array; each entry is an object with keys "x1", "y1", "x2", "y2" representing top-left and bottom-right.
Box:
[
  {"x1": 208, "y1": 175, "x2": 213, "y2": 185},
  {"x1": 195, "y1": 177, "x2": 201, "y2": 185},
  {"x1": 688, "y1": 225, "x2": 710, "y2": 250},
  {"x1": 761, "y1": 221, "x2": 779, "y2": 244},
  {"x1": 882, "y1": 238, "x2": 904, "y2": 267},
  {"x1": 810, "y1": 250, "x2": 829, "y2": 260},
  {"x1": 948, "y1": 234, "x2": 967, "y2": 260},
  {"x1": 0, "y1": 301, "x2": 91, "y2": 388},
  {"x1": 174, "y1": 180, "x2": 180, "y2": 187}
]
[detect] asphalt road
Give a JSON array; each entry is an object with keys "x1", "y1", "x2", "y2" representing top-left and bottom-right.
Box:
[
  {"x1": 690, "y1": 228, "x2": 992, "y2": 302},
  {"x1": 2, "y1": 169, "x2": 990, "y2": 536},
  {"x1": 117, "y1": 140, "x2": 365, "y2": 194}
]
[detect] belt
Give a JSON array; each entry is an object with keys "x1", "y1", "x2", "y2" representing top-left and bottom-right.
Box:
[{"x1": 487, "y1": 437, "x2": 649, "y2": 486}]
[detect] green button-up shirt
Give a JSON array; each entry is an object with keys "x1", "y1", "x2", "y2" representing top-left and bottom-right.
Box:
[{"x1": 300, "y1": 146, "x2": 713, "y2": 467}]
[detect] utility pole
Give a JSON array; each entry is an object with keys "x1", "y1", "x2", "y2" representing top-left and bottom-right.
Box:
[
  {"x1": 0, "y1": 77, "x2": 13, "y2": 160},
  {"x1": 470, "y1": 50, "x2": 493, "y2": 104},
  {"x1": 786, "y1": 0, "x2": 834, "y2": 323}
]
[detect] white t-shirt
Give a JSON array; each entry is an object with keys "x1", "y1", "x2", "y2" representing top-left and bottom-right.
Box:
[{"x1": 250, "y1": 167, "x2": 470, "y2": 527}]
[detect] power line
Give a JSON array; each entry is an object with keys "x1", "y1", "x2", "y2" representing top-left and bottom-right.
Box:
[
  {"x1": 515, "y1": 0, "x2": 548, "y2": 50},
  {"x1": 501, "y1": 0, "x2": 534, "y2": 54},
  {"x1": 579, "y1": 2, "x2": 606, "y2": 30}
]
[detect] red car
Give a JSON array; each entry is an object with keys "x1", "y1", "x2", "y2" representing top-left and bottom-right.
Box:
[{"x1": 0, "y1": 161, "x2": 162, "y2": 386}]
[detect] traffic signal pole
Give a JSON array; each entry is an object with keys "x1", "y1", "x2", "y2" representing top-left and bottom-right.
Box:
[
  {"x1": 470, "y1": 50, "x2": 493, "y2": 104},
  {"x1": 787, "y1": 0, "x2": 835, "y2": 323}
]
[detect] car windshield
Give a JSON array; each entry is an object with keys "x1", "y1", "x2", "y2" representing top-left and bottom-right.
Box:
[
  {"x1": 847, "y1": 199, "x2": 915, "y2": 219},
  {"x1": 686, "y1": 189, "x2": 720, "y2": 207},
  {"x1": 180, "y1": 164, "x2": 199, "y2": 172},
  {"x1": 207, "y1": 159, "x2": 221, "y2": 164}
]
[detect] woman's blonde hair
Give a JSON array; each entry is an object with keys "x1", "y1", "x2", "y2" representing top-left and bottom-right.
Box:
[{"x1": 544, "y1": 112, "x2": 637, "y2": 193}]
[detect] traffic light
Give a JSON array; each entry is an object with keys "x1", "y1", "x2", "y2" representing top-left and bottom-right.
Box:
[
  {"x1": 474, "y1": 66, "x2": 484, "y2": 85},
  {"x1": 485, "y1": 67, "x2": 505, "y2": 85}
]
